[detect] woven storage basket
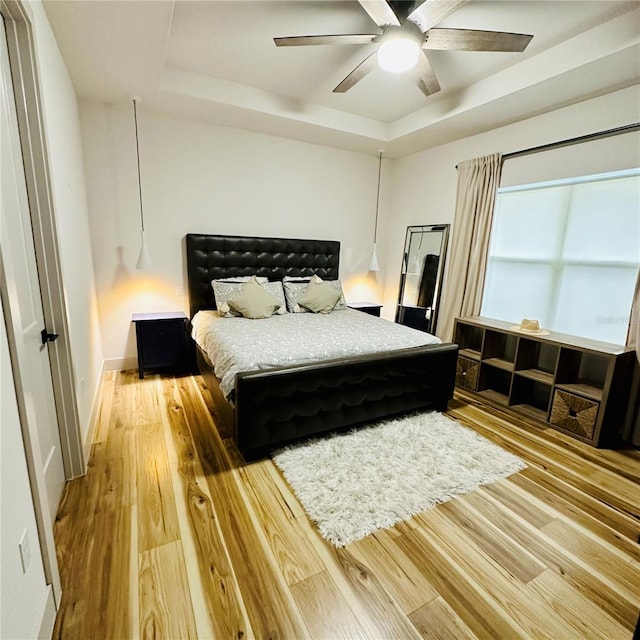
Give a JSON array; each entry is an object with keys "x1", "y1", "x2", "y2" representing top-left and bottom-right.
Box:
[
  {"x1": 550, "y1": 389, "x2": 599, "y2": 439},
  {"x1": 456, "y1": 356, "x2": 479, "y2": 391}
]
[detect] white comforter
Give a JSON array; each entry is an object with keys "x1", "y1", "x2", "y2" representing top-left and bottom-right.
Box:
[{"x1": 191, "y1": 308, "x2": 441, "y2": 399}]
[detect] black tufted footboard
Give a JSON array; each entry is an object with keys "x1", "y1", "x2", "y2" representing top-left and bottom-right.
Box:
[{"x1": 234, "y1": 343, "x2": 458, "y2": 460}]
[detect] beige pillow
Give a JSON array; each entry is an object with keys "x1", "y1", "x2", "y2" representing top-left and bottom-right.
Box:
[
  {"x1": 297, "y1": 280, "x2": 342, "y2": 313},
  {"x1": 228, "y1": 278, "x2": 280, "y2": 319}
]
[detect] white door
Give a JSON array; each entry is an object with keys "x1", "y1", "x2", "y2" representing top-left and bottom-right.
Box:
[{"x1": 1, "y1": 15, "x2": 65, "y2": 525}]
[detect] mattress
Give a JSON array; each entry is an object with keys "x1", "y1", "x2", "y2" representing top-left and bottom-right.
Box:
[{"x1": 191, "y1": 308, "x2": 441, "y2": 399}]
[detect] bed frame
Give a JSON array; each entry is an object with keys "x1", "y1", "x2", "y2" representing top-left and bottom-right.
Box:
[{"x1": 186, "y1": 233, "x2": 458, "y2": 460}]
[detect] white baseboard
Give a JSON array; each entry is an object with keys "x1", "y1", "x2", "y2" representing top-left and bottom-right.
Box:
[
  {"x1": 82, "y1": 357, "x2": 137, "y2": 465},
  {"x1": 82, "y1": 360, "x2": 105, "y2": 467},
  {"x1": 103, "y1": 356, "x2": 137, "y2": 372},
  {"x1": 38, "y1": 586, "x2": 57, "y2": 639}
]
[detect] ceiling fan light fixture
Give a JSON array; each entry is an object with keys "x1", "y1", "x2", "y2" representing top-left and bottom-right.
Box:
[{"x1": 377, "y1": 36, "x2": 420, "y2": 73}]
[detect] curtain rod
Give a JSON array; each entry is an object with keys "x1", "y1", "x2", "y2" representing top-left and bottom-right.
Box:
[
  {"x1": 502, "y1": 122, "x2": 640, "y2": 161},
  {"x1": 455, "y1": 122, "x2": 640, "y2": 168}
]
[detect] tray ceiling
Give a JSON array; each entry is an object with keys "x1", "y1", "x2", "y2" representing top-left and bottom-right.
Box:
[{"x1": 43, "y1": 0, "x2": 640, "y2": 155}]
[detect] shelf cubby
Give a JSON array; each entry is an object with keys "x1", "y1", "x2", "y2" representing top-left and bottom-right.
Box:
[
  {"x1": 515, "y1": 369, "x2": 554, "y2": 385},
  {"x1": 478, "y1": 388, "x2": 510, "y2": 406},
  {"x1": 556, "y1": 349, "x2": 608, "y2": 401},
  {"x1": 554, "y1": 383, "x2": 603, "y2": 403},
  {"x1": 483, "y1": 329, "x2": 518, "y2": 365},
  {"x1": 455, "y1": 323, "x2": 484, "y2": 360},
  {"x1": 515, "y1": 339, "x2": 558, "y2": 386},
  {"x1": 452, "y1": 316, "x2": 635, "y2": 447},
  {"x1": 483, "y1": 357, "x2": 514, "y2": 372},
  {"x1": 478, "y1": 364, "x2": 511, "y2": 406},
  {"x1": 510, "y1": 376, "x2": 552, "y2": 422}
]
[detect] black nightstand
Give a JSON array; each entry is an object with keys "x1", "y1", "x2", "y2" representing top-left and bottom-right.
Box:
[
  {"x1": 348, "y1": 302, "x2": 383, "y2": 317},
  {"x1": 132, "y1": 311, "x2": 188, "y2": 379},
  {"x1": 396, "y1": 305, "x2": 430, "y2": 332}
]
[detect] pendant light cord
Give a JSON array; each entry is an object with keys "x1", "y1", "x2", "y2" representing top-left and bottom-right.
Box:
[
  {"x1": 373, "y1": 150, "x2": 383, "y2": 244},
  {"x1": 133, "y1": 98, "x2": 145, "y2": 233}
]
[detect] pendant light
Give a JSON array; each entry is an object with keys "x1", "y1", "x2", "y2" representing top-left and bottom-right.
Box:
[
  {"x1": 133, "y1": 97, "x2": 151, "y2": 270},
  {"x1": 368, "y1": 149, "x2": 383, "y2": 272}
]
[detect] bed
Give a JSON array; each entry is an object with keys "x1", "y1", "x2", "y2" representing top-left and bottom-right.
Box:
[{"x1": 186, "y1": 233, "x2": 458, "y2": 460}]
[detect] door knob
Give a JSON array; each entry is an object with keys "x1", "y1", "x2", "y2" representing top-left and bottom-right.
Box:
[{"x1": 41, "y1": 328, "x2": 59, "y2": 345}]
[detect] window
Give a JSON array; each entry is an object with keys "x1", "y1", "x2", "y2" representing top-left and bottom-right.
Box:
[{"x1": 481, "y1": 169, "x2": 640, "y2": 344}]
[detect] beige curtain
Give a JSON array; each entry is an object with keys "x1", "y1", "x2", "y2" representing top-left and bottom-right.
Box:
[
  {"x1": 623, "y1": 270, "x2": 640, "y2": 445},
  {"x1": 438, "y1": 153, "x2": 503, "y2": 341}
]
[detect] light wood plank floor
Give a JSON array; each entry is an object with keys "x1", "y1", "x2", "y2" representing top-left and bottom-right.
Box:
[{"x1": 53, "y1": 371, "x2": 640, "y2": 639}]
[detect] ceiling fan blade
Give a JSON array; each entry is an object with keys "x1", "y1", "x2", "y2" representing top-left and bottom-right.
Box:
[
  {"x1": 408, "y1": 0, "x2": 470, "y2": 33},
  {"x1": 333, "y1": 51, "x2": 378, "y2": 93},
  {"x1": 423, "y1": 28, "x2": 533, "y2": 52},
  {"x1": 274, "y1": 34, "x2": 379, "y2": 47},
  {"x1": 358, "y1": 0, "x2": 400, "y2": 27},
  {"x1": 414, "y1": 51, "x2": 441, "y2": 96}
]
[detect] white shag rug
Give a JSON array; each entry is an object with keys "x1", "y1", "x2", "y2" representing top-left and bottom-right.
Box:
[{"x1": 272, "y1": 411, "x2": 526, "y2": 547}]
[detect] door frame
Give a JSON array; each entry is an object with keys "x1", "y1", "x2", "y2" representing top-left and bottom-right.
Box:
[
  {"x1": 1, "y1": 0, "x2": 84, "y2": 480},
  {"x1": 1, "y1": 0, "x2": 88, "y2": 607}
]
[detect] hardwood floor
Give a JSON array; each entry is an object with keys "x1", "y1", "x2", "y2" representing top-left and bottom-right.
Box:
[{"x1": 53, "y1": 371, "x2": 640, "y2": 639}]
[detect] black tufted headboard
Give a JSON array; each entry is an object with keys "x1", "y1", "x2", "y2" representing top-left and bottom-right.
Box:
[{"x1": 185, "y1": 233, "x2": 340, "y2": 317}]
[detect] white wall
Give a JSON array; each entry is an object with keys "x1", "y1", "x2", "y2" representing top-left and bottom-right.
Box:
[
  {"x1": 384, "y1": 85, "x2": 640, "y2": 333},
  {"x1": 0, "y1": 305, "x2": 52, "y2": 639},
  {"x1": 79, "y1": 102, "x2": 389, "y2": 367},
  {"x1": 80, "y1": 84, "x2": 639, "y2": 363}
]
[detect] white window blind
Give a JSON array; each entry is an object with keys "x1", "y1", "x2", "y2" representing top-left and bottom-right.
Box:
[{"x1": 481, "y1": 169, "x2": 640, "y2": 344}]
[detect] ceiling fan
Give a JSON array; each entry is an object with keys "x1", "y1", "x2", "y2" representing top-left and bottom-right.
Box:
[{"x1": 274, "y1": 0, "x2": 533, "y2": 97}]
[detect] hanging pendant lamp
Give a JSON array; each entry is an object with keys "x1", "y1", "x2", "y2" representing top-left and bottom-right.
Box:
[
  {"x1": 133, "y1": 97, "x2": 151, "y2": 270},
  {"x1": 368, "y1": 149, "x2": 384, "y2": 272}
]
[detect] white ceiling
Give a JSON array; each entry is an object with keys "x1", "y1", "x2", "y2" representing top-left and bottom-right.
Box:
[{"x1": 43, "y1": 0, "x2": 640, "y2": 156}]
